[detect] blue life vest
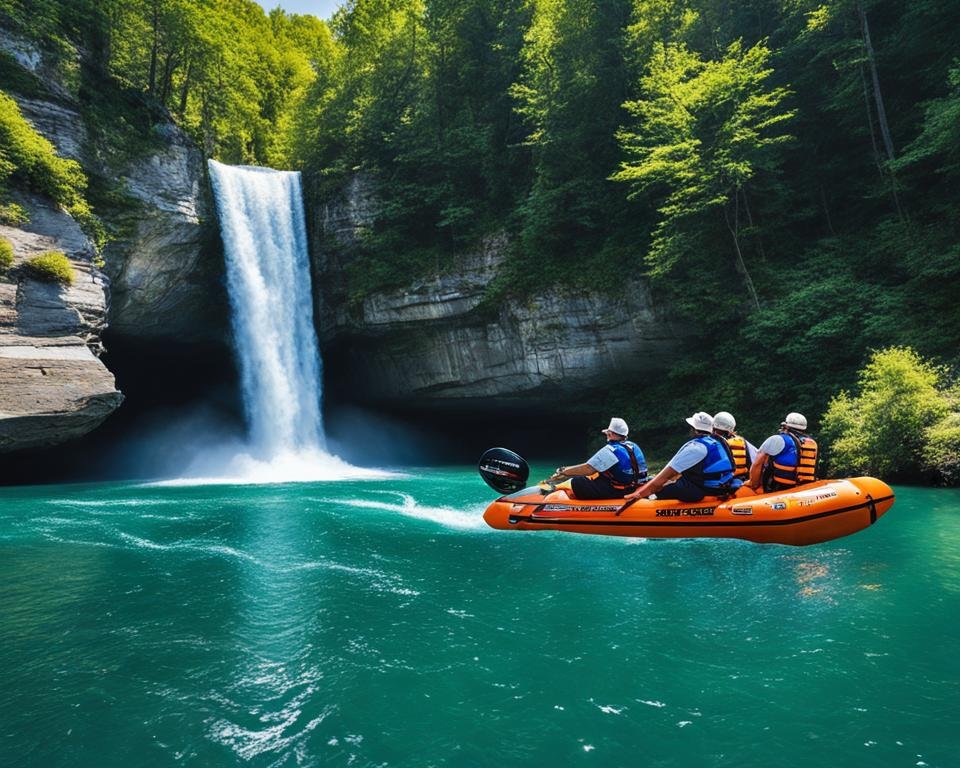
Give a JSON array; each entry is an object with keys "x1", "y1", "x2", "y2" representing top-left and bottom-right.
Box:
[
  {"x1": 601, "y1": 440, "x2": 648, "y2": 489},
  {"x1": 682, "y1": 435, "x2": 735, "y2": 491}
]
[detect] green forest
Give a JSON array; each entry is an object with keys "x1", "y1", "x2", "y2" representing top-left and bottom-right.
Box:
[{"x1": 1, "y1": 0, "x2": 958, "y2": 481}]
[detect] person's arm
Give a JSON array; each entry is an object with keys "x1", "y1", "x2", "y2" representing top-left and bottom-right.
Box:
[
  {"x1": 549, "y1": 462, "x2": 598, "y2": 480},
  {"x1": 549, "y1": 445, "x2": 619, "y2": 481},
  {"x1": 625, "y1": 465, "x2": 681, "y2": 499},
  {"x1": 748, "y1": 452, "x2": 768, "y2": 490}
]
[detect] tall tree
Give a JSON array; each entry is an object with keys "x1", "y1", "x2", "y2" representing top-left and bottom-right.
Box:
[{"x1": 613, "y1": 39, "x2": 794, "y2": 308}]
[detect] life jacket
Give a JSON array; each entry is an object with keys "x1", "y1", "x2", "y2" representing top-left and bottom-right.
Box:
[
  {"x1": 763, "y1": 431, "x2": 819, "y2": 491},
  {"x1": 716, "y1": 431, "x2": 749, "y2": 479},
  {"x1": 601, "y1": 440, "x2": 649, "y2": 490},
  {"x1": 682, "y1": 435, "x2": 735, "y2": 492}
]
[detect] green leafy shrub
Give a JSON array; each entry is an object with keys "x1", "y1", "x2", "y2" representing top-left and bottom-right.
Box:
[
  {"x1": 923, "y1": 410, "x2": 960, "y2": 486},
  {"x1": 0, "y1": 236, "x2": 13, "y2": 272},
  {"x1": 821, "y1": 347, "x2": 951, "y2": 480},
  {"x1": 0, "y1": 201, "x2": 28, "y2": 224},
  {"x1": 0, "y1": 91, "x2": 104, "y2": 248},
  {"x1": 22, "y1": 250, "x2": 74, "y2": 285}
]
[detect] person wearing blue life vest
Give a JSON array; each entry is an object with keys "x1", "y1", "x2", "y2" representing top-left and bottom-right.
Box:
[
  {"x1": 747, "y1": 412, "x2": 819, "y2": 492},
  {"x1": 624, "y1": 411, "x2": 739, "y2": 502},
  {"x1": 544, "y1": 417, "x2": 648, "y2": 499}
]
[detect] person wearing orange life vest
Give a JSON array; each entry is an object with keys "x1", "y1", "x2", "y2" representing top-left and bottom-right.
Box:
[
  {"x1": 544, "y1": 417, "x2": 648, "y2": 499},
  {"x1": 747, "y1": 412, "x2": 819, "y2": 493},
  {"x1": 712, "y1": 411, "x2": 757, "y2": 481}
]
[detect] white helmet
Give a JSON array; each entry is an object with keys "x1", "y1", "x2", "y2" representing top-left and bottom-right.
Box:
[
  {"x1": 782, "y1": 412, "x2": 808, "y2": 431},
  {"x1": 685, "y1": 411, "x2": 714, "y2": 432},
  {"x1": 713, "y1": 411, "x2": 736, "y2": 432},
  {"x1": 602, "y1": 417, "x2": 629, "y2": 436}
]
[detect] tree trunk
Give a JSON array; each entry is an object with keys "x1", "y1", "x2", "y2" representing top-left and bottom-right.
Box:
[
  {"x1": 725, "y1": 192, "x2": 760, "y2": 310},
  {"x1": 859, "y1": 61, "x2": 884, "y2": 176},
  {"x1": 148, "y1": 2, "x2": 160, "y2": 94},
  {"x1": 159, "y1": 50, "x2": 177, "y2": 105},
  {"x1": 741, "y1": 186, "x2": 766, "y2": 261},
  {"x1": 820, "y1": 185, "x2": 837, "y2": 237},
  {"x1": 857, "y1": 2, "x2": 895, "y2": 163},
  {"x1": 857, "y1": 19, "x2": 904, "y2": 219},
  {"x1": 179, "y1": 57, "x2": 192, "y2": 115}
]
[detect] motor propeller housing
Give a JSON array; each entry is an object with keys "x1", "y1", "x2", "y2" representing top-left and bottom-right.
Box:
[{"x1": 478, "y1": 447, "x2": 530, "y2": 494}]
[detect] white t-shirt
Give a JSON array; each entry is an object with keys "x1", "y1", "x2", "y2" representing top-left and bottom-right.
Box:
[
  {"x1": 586, "y1": 444, "x2": 621, "y2": 472},
  {"x1": 745, "y1": 440, "x2": 759, "y2": 465},
  {"x1": 667, "y1": 440, "x2": 708, "y2": 472},
  {"x1": 758, "y1": 435, "x2": 787, "y2": 457}
]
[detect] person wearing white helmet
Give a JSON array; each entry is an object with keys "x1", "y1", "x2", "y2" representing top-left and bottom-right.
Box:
[
  {"x1": 747, "y1": 412, "x2": 819, "y2": 493},
  {"x1": 544, "y1": 417, "x2": 648, "y2": 499},
  {"x1": 712, "y1": 411, "x2": 757, "y2": 481},
  {"x1": 625, "y1": 411, "x2": 738, "y2": 503}
]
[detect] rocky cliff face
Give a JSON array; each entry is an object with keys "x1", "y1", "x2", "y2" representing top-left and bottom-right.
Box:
[
  {"x1": 313, "y1": 176, "x2": 688, "y2": 409},
  {"x1": 0, "y1": 30, "x2": 223, "y2": 453},
  {"x1": 0, "y1": 193, "x2": 123, "y2": 452},
  {"x1": 100, "y1": 124, "x2": 225, "y2": 343},
  {"x1": 2, "y1": 30, "x2": 224, "y2": 346}
]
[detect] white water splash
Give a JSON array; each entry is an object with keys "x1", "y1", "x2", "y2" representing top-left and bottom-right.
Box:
[
  {"x1": 335, "y1": 491, "x2": 487, "y2": 530},
  {"x1": 151, "y1": 448, "x2": 395, "y2": 487},
  {"x1": 202, "y1": 161, "x2": 395, "y2": 485}
]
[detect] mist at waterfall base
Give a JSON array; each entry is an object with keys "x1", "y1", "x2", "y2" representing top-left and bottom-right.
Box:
[{"x1": 156, "y1": 159, "x2": 382, "y2": 485}]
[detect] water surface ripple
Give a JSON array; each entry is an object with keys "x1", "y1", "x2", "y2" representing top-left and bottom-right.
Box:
[{"x1": 1, "y1": 471, "x2": 957, "y2": 767}]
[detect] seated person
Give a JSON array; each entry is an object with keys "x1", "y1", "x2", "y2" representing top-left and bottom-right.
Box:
[
  {"x1": 748, "y1": 412, "x2": 819, "y2": 492},
  {"x1": 625, "y1": 412, "x2": 738, "y2": 503},
  {"x1": 544, "y1": 417, "x2": 647, "y2": 499},
  {"x1": 713, "y1": 411, "x2": 758, "y2": 481}
]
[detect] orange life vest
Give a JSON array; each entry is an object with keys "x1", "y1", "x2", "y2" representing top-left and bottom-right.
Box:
[
  {"x1": 765, "y1": 432, "x2": 818, "y2": 490},
  {"x1": 724, "y1": 434, "x2": 750, "y2": 479}
]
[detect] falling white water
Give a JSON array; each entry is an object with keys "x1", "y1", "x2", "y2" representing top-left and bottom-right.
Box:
[
  {"x1": 209, "y1": 160, "x2": 323, "y2": 454},
  {"x1": 203, "y1": 160, "x2": 393, "y2": 484}
]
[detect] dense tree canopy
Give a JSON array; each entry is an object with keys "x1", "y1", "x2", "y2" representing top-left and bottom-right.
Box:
[{"x1": 1, "y1": 0, "x2": 958, "y2": 449}]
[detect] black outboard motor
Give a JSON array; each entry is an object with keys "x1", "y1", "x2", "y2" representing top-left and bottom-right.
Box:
[{"x1": 478, "y1": 447, "x2": 530, "y2": 494}]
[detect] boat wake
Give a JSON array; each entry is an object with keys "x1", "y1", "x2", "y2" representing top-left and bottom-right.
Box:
[{"x1": 335, "y1": 491, "x2": 487, "y2": 530}]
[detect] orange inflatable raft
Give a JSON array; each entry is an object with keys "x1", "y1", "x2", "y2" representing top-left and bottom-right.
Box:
[{"x1": 482, "y1": 477, "x2": 895, "y2": 546}]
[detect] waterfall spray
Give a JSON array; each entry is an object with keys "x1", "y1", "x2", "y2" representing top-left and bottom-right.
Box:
[{"x1": 147, "y1": 160, "x2": 392, "y2": 485}]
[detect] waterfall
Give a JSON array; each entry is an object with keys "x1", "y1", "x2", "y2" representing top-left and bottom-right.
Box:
[{"x1": 208, "y1": 160, "x2": 325, "y2": 458}]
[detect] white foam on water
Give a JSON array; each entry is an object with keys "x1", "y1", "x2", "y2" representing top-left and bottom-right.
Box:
[
  {"x1": 335, "y1": 491, "x2": 486, "y2": 530},
  {"x1": 105, "y1": 532, "x2": 418, "y2": 596},
  {"x1": 147, "y1": 448, "x2": 399, "y2": 487},
  {"x1": 47, "y1": 498, "x2": 176, "y2": 508},
  {"x1": 209, "y1": 691, "x2": 333, "y2": 761},
  {"x1": 115, "y1": 532, "x2": 268, "y2": 568}
]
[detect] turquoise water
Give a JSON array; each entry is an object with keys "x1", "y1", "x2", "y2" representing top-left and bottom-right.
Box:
[{"x1": 1, "y1": 469, "x2": 958, "y2": 767}]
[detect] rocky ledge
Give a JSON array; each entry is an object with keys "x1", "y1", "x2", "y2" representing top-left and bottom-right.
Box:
[
  {"x1": 0, "y1": 194, "x2": 123, "y2": 452},
  {"x1": 315, "y1": 177, "x2": 689, "y2": 407}
]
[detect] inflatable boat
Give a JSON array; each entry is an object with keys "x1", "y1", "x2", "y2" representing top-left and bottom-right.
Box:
[{"x1": 478, "y1": 448, "x2": 894, "y2": 546}]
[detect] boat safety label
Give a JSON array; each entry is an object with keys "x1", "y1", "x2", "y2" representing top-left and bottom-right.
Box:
[
  {"x1": 795, "y1": 490, "x2": 839, "y2": 507},
  {"x1": 655, "y1": 507, "x2": 716, "y2": 517},
  {"x1": 542, "y1": 504, "x2": 622, "y2": 512}
]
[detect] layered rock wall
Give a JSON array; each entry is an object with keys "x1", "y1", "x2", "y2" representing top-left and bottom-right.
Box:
[
  {"x1": 312, "y1": 176, "x2": 687, "y2": 408},
  {"x1": 101, "y1": 124, "x2": 225, "y2": 343},
  {"x1": 0, "y1": 194, "x2": 123, "y2": 452},
  {"x1": 0, "y1": 30, "x2": 223, "y2": 453}
]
